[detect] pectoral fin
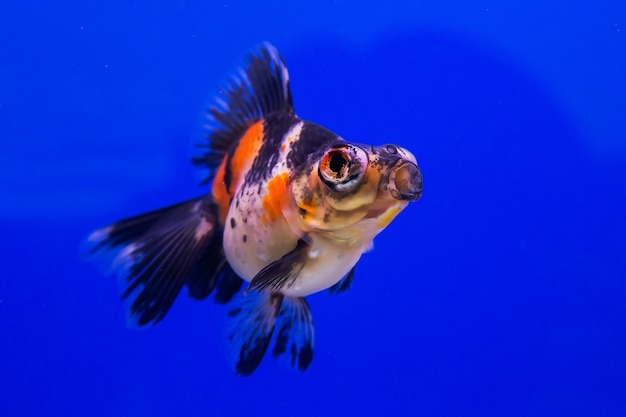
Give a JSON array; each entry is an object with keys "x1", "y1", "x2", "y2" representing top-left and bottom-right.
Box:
[
  {"x1": 246, "y1": 239, "x2": 308, "y2": 293},
  {"x1": 328, "y1": 264, "x2": 357, "y2": 295}
]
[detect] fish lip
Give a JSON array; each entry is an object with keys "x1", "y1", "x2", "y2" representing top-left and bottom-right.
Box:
[{"x1": 387, "y1": 160, "x2": 422, "y2": 201}]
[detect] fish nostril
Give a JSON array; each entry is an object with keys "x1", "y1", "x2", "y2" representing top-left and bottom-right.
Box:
[{"x1": 390, "y1": 162, "x2": 422, "y2": 201}]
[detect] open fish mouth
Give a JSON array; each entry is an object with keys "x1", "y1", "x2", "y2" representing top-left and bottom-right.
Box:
[{"x1": 388, "y1": 161, "x2": 422, "y2": 201}]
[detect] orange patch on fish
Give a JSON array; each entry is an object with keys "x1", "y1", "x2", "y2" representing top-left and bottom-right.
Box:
[
  {"x1": 375, "y1": 206, "x2": 403, "y2": 228},
  {"x1": 230, "y1": 120, "x2": 264, "y2": 190},
  {"x1": 212, "y1": 159, "x2": 230, "y2": 222},
  {"x1": 211, "y1": 120, "x2": 264, "y2": 222},
  {"x1": 262, "y1": 172, "x2": 289, "y2": 224}
]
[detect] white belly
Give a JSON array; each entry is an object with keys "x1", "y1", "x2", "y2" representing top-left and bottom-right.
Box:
[
  {"x1": 280, "y1": 236, "x2": 364, "y2": 297},
  {"x1": 223, "y1": 205, "x2": 365, "y2": 297}
]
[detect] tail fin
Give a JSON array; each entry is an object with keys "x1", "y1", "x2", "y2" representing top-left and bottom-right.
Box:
[{"x1": 85, "y1": 196, "x2": 242, "y2": 327}]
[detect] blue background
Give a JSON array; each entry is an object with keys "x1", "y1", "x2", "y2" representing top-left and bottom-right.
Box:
[{"x1": 2, "y1": 1, "x2": 626, "y2": 416}]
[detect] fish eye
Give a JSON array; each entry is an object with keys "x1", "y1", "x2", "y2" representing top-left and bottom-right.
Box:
[{"x1": 318, "y1": 145, "x2": 367, "y2": 192}]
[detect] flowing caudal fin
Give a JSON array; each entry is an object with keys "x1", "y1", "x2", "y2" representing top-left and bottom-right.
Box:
[{"x1": 85, "y1": 196, "x2": 241, "y2": 326}]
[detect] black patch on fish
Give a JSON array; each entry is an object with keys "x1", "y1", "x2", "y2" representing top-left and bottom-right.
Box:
[
  {"x1": 246, "y1": 113, "x2": 298, "y2": 183},
  {"x1": 372, "y1": 144, "x2": 403, "y2": 171},
  {"x1": 192, "y1": 43, "x2": 295, "y2": 184},
  {"x1": 86, "y1": 196, "x2": 222, "y2": 327},
  {"x1": 227, "y1": 292, "x2": 283, "y2": 376},
  {"x1": 242, "y1": 234, "x2": 247, "y2": 243},
  {"x1": 222, "y1": 149, "x2": 235, "y2": 193},
  {"x1": 246, "y1": 239, "x2": 308, "y2": 293},
  {"x1": 272, "y1": 296, "x2": 314, "y2": 372},
  {"x1": 230, "y1": 217, "x2": 236, "y2": 228},
  {"x1": 328, "y1": 264, "x2": 357, "y2": 294},
  {"x1": 286, "y1": 121, "x2": 340, "y2": 172}
]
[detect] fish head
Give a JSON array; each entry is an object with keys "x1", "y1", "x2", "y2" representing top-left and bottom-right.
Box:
[{"x1": 288, "y1": 141, "x2": 422, "y2": 244}]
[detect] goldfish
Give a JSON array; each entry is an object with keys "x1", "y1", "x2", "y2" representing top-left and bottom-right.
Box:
[{"x1": 86, "y1": 43, "x2": 422, "y2": 376}]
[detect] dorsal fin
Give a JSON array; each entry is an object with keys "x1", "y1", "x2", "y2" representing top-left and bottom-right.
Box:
[{"x1": 193, "y1": 42, "x2": 294, "y2": 183}]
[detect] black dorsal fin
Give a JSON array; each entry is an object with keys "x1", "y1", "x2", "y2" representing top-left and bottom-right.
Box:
[{"x1": 193, "y1": 42, "x2": 295, "y2": 183}]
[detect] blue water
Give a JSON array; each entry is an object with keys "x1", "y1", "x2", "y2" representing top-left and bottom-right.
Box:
[{"x1": 2, "y1": 1, "x2": 626, "y2": 416}]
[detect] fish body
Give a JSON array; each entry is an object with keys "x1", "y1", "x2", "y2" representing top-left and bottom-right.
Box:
[{"x1": 87, "y1": 43, "x2": 422, "y2": 375}]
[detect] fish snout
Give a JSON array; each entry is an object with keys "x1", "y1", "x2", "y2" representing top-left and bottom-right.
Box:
[{"x1": 388, "y1": 160, "x2": 422, "y2": 201}]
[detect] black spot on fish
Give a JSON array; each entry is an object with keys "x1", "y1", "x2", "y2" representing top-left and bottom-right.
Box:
[
  {"x1": 287, "y1": 121, "x2": 338, "y2": 172},
  {"x1": 230, "y1": 218, "x2": 236, "y2": 228},
  {"x1": 223, "y1": 152, "x2": 234, "y2": 192},
  {"x1": 243, "y1": 234, "x2": 247, "y2": 243},
  {"x1": 385, "y1": 144, "x2": 398, "y2": 154}
]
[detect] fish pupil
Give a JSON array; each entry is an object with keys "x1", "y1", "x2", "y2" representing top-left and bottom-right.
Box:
[{"x1": 329, "y1": 152, "x2": 348, "y2": 175}]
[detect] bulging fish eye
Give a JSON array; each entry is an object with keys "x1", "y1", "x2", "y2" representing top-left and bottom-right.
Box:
[{"x1": 318, "y1": 144, "x2": 368, "y2": 192}]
